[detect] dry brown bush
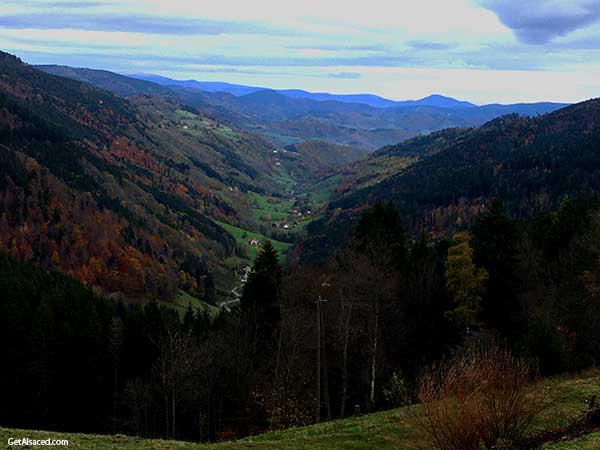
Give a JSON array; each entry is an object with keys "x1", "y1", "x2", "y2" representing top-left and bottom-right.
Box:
[{"x1": 417, "y1": 343, "x2": 548, "y2": 450}]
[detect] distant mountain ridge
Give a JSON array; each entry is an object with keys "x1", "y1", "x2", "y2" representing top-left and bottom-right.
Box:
[
  {"x1": 128, "y1": 74, "x2": 264, "y2": 97},
  {"x1": 129, "y1": 73, "x2": 478, "y2": 109},
  {"x1": 36, "y1": 65, "x2": 569, "y2": 150}
]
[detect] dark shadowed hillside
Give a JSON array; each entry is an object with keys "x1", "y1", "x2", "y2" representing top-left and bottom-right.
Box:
[
  {"x1": 297, "y1": 99, "x2": 600, "y2": 262},
  {"x1": 36, "y1": 65, "x2": 175, "y2": 97}
]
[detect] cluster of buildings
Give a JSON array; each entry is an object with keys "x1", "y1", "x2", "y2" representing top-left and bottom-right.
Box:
[{"x1": 239, "y1": 265, "x2": 252, "y2": 283}]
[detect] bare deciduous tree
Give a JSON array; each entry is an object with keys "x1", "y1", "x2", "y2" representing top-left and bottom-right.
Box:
[{"x1": 152, "y1": 323, "x2": 199, "y2": 439}]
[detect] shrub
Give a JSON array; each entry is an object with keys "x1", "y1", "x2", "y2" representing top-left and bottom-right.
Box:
[{"x1": 416, "y1": 343, "x2": 547, "y2": 450}]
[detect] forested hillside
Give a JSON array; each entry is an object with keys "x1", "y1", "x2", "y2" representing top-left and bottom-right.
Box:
[
  {"x1": 0, "y1": 51, "x2": 300, "y2": 301},
  {"x1": 299, "y1": 100, "x2": 600, "y2": 262},
  {"x1": 283, "y1": 140, "x2": 368, "y2": 175},
  {"x1": 36, "y1": 65, "x2": 174, "y2": 97}
]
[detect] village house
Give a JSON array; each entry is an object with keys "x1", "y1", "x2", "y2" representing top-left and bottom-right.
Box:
[{"x1": 239, "y1": 265, "x2": 252, "y2": 283}]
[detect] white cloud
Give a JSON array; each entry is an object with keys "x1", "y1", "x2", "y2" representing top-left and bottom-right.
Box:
[{"x1": 1, "y1": 0, "x2": 599, "y2": 102}]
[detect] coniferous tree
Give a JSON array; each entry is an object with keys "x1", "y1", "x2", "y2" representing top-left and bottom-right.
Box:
[
  {"x1": 353, "y1": 202, "x2": 407, "y2": 270},
  {"x1": 472, "y1": 200, "x2": 521, "y2": 337},
  {"x1": 241, "y1": 241, "x2": 282, "y2": 352}
]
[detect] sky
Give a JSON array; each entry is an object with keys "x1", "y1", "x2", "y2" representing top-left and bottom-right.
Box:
[{"x1": 2, "y1": 0, "x2": 600, "y2": 104}]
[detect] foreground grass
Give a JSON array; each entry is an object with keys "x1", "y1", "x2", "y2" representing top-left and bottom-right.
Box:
[
  {"x1": 541, "y1": 431, "x2": 600, "y2": 449},
  {"x1": 2, "y1": 370, "x2": 599, "y2": 449},
  {"x1": 0, "y1": 410, "x2": 420, "y2": 450},
  {"x1": 1, "y1": 429, "x2": 206, "y2": 450}
]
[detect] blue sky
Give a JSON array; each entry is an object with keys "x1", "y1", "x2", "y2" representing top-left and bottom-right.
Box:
[{"x1": 2, "y1": 0, "x2": 600, "y2": 104}]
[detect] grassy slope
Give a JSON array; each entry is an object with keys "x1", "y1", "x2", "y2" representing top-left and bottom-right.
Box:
[
  {"x1": 168, "y1": 290, "x2": 220, "y2": 318},
  {"x1": 247, "y1": 192, "x2": 293, "y2": 221},
  {"x1": 2, "y1": 370, "x2": 599, "y2": 450},
  {"x1": 309, "y1": 174, "x2": 342, "y2": 204},
  {"x1": 174, "y1": 109, "x2": 240, "y2": 139},
  {"x1": 215, "y1": 220, "x2": 292, "y2": 261}
]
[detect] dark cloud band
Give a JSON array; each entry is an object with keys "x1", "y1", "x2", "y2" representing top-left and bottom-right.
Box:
[
  {"x1": 480, "y1": 0, "x2": 600, "y2": 44},
  {"x1": 0, "y1": 12, "x2": 290, "y2": 36}
]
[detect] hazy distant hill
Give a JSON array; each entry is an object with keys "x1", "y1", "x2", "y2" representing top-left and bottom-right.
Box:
[
  {"x1": 36, "y1": 66, "x2": 567, "y2": 150},
  {"x1": 131, "y1": 73, "x2": 477, "y2": 108},
  {"x1": 127, "y1": 73, "x2": 566, "y2": 147},
  {"x1": 128, "y1": 74, "x2": 265, "y2": 96},
  {"x1": 394, "y1": 94, "x2": 476, "y2": 109}
]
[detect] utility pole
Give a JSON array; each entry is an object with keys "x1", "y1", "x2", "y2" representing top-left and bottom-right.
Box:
[
  {"x1": 321, "y1": 299, "x2": 331, "y2": 421},
  {"x1": 315, "y1": 295, "x2": 327, "y2": 423}
]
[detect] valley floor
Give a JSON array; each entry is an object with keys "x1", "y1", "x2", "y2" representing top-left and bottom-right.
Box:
[{"x1": 2, "y1": 370, "x2": 599, "y2": 450}]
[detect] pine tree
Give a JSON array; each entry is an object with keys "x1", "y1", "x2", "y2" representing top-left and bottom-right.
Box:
[
  {"x1": 353, "y1": 203, "x2": 406, "y2": 270},
  {"x1": 242, "y1": 241, "x2": 282, "y2": 324},
  {"x1": 241, "y1": 241, "x2": 282, "y2": 353},
  {"x1": 472, "y1": 200, "x2": 520, "y2": 335}
]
